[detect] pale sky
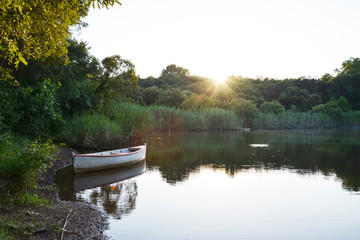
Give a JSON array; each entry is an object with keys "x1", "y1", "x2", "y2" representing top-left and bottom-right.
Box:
[{"x1": 75, "y1": 0, "x2": 360, "y2": 81}]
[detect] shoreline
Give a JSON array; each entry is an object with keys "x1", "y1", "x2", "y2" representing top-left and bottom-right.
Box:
[{"x1": 0, "y1": 147, "x2": 110, "y2": 240}]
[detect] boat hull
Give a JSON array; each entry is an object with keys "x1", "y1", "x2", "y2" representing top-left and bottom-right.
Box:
[{"x1": 73, "y1": 145, "x2": 146, "y2": 173}]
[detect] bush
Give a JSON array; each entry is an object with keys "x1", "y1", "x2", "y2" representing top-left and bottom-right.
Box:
[
  {"x1": 156, "y1": 88, "x2": 186, "y2": 108},
  {"x1": 260, "y1": 101, "x2": 285, "y2": 114},
  {"x1": 231, "y1": 98, "x2": 259, "y2": 127},
  {"x1": 0, "y1": 134, "x2": 58, "y2": 193},
  {"x1": 337, "y1": 96, "x2": 352, "y2": 112},
  {"x1": 312, "y1": 101, "x2": 343, "y2": 120}
]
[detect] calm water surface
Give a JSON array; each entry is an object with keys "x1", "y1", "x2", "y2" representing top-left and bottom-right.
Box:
[{"x1": 56, "y1": 130, "x2": 360, "y2": 240}]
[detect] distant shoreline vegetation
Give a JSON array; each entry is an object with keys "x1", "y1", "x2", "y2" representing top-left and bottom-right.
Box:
[
  {"x1": 57, "y1": 102, "x2": 360, "y2": 149},
  {"x1": 1, "y1": 40, "x2": 360, "y2": 148}
]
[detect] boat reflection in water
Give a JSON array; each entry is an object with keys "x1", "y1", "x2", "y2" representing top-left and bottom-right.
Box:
[
  {"x1": 56, "y1": 160, "x2": 146, "y2": 219},
  {"x1": 74, "y1": 160, "x2": 146, "y2": 191}
]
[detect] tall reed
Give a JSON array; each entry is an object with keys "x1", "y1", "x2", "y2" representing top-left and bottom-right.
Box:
[
  {"x1": 147, "y1": 106, "x2": 242, "y2": 131},
  {"x1": 253, "y1": 112, "x2": 337, "y2": 129},
  {"x1": 105, "y1": 102, "x2": 153, "y2": 135},
  {"x1": 337, "y1": 111, "x2": 360, "y2": 127},
  {"x1": 60, "y1": 113, "x2": 126, "y2": 148}
]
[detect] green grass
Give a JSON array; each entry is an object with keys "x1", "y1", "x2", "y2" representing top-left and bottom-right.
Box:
[
  {"x1": 0, "y1": 133, "x2": 58, "y2": 193},
  {"x1": 0, "y1": 194, "x2": 50, "y2": 240},
  {"x1": 0, "y1": 192, "x2": 51, "y2": 208}
]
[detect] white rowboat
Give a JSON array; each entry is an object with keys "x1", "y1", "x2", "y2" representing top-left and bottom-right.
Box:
[{"x1": 73, "y1": 144, "x2": 146, "y2": 173}]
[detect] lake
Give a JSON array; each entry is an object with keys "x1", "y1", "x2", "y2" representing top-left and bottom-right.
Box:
[{"x1": 56, "y1": 130, "x2": 360, "y2": 240}]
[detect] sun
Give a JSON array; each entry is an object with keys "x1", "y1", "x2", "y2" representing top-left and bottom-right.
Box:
[
  {"x1": 214, "y1": 78, "x2": 226, "y2": 84},
  {"x1": 210, "y1": 73, "x2": 229, "y2": 85},
  {"x1": 212, "y1": 77, "x2": 228, "y2": 85}
]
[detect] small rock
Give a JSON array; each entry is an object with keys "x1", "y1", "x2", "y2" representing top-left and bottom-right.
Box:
[{"x1": 26, "y1": 211, "x2": 40, "y2": 216}]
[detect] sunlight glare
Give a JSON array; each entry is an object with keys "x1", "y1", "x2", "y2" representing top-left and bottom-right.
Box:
[
  {"x1": 213, "y1": 77, "x2": 226, "y2": 84},
  {"x1": 211, "y1": 73, "x2": 228, "y2": 85}
]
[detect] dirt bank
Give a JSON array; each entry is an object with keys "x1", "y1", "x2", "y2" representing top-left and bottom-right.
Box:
[{"x1": 0, "y1": 148, "x2": 110, "y2": 240}]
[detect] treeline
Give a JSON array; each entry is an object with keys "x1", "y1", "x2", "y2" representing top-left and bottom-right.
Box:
[
  {"x1": 0, "y1": 39, "x2": 138, "y2": 134},
  {"x1": 1, "y1": 39, "x2": 360, "y2": 145},
  {"x1": 136, "y1": 59, "x2": 360, "y2": 112},
  {"x1": 132, "y1": 60, "x2": 360, "y2": 128}
]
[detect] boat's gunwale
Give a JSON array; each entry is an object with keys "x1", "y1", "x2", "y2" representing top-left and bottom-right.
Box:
[{"x1": 74, "y1": 144, "x2": 146, "y2": 158}]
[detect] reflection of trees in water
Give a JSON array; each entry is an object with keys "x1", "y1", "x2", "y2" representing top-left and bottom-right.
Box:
[
  {"x1": 76, "y1": 180, "x2": 138, "y2": 219},
  {"x1": 146, "y1": 130, "x2": 360, "y2": 192}
]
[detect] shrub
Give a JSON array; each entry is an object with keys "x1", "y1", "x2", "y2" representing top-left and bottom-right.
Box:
[
  {"x1": 0, "y1": 134, "x2": 58, "y2": 193},
  {"x1": 337, "y1": 96, "x2": 352, "y2": 112},
  {"x1": 230, "y1": 98, "x2": 259, "y2": 127},
  {"x1": 312, "y1": 101, "x2": 343, "y2": 120},
  {"x1": 260, "y1": 101, "x2": 285, "y2": 114}
]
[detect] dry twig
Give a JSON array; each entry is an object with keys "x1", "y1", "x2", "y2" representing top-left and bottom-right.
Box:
[{"x1": 60, "y1": 209, "x2": 77, "y2": 240}]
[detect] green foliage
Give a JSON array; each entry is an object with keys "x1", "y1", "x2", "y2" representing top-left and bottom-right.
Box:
[
  {"x1": 95, "y1": 55, "x2": 138, "y2": 106},
  {"x1": 307, "y1": 94, "x2": 322, "y2": 110},
  {"x1": 59, "y1": 113, "x2": 125, "y2": 149},
  {"x1": 105, "y1": 102, "x2": 152, "y2": 135},
  {"x1": 337, "y1": 96, "x2": 352, "y2": 112},
  {"x1": 143, "y1": 86, "x2": 160, "y2": 105},
  {"x1": 230, "y1": 98, "x2": 259, "y2": 127},
  {"x1": 147, "y1": 105, "x2": 242, "y2": 131},
  {"x1": 0, "y1": 77, "x2": 63, "y2": 132},
  {"x1": 196, "y1": 108, "x2": 241, "y2": 130},
  {"x1": 156, "y1": 87, "x2": 186, "y2": 108},
  {"x1": 278, "y1": 86, "x2": 311, "y2": 111},
  {"x1": 0, "y1": 227, "x2": 12, "y2": 240},
  {"x1": 0, "y1": 0, "x2": 121, "y2": 80},
  {"x1": 53, "y1": 39, "x2": 100, "y2": 116},
  {"x1": 181, "y1": 95, "x2": 199, "y2": 109},
  {"x1": 161, "y1": 64, "x2": 190, "y2": 78},
  {"x1": 336, "y1": 57, "x2": 360, "y2": 76},
  {"x1": 0, "y1": 192, "x2": 51, "y2": 208},
  {"x1": 236, "y1": 82, "x2": 264, "y2": 106},
  {"x1": 311, "y1": 101, "x2": 343, "y2": 120},
  {"x1": 0, "y1": 39, "x2": 103, "y2": 132},
  {"x1": 326, "y1": 72, "x2": 360, "y2": 110},
  {"x1": 339, "y1": 111, "x2": 360, "y2": 127},
  {"x1": 260, "y1": 101, "x2": 285, "y2": 114},
  {"x1": 139, "y1": 65, "x2": 213, "y2": 95},
  {"x1": 253, "y1": 112, "x2": 336, "y2": 129},
  {"x1": 147, "y1": 105, "x2": 186, "y2": 131},
  {"x1": 0, "y1": 135, "x2": 58, "y2": 193}
]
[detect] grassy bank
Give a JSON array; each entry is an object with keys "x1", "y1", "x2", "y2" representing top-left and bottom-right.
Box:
[
  {"x1": 0, "y1": 134, "x2": 58, "y2": 239},
  {"x1": 56, "y1": 102, "x2": 360, "y2": 148},
  {"x1": 58, "y1": 102, "x2": 243, "y2": 148}
]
